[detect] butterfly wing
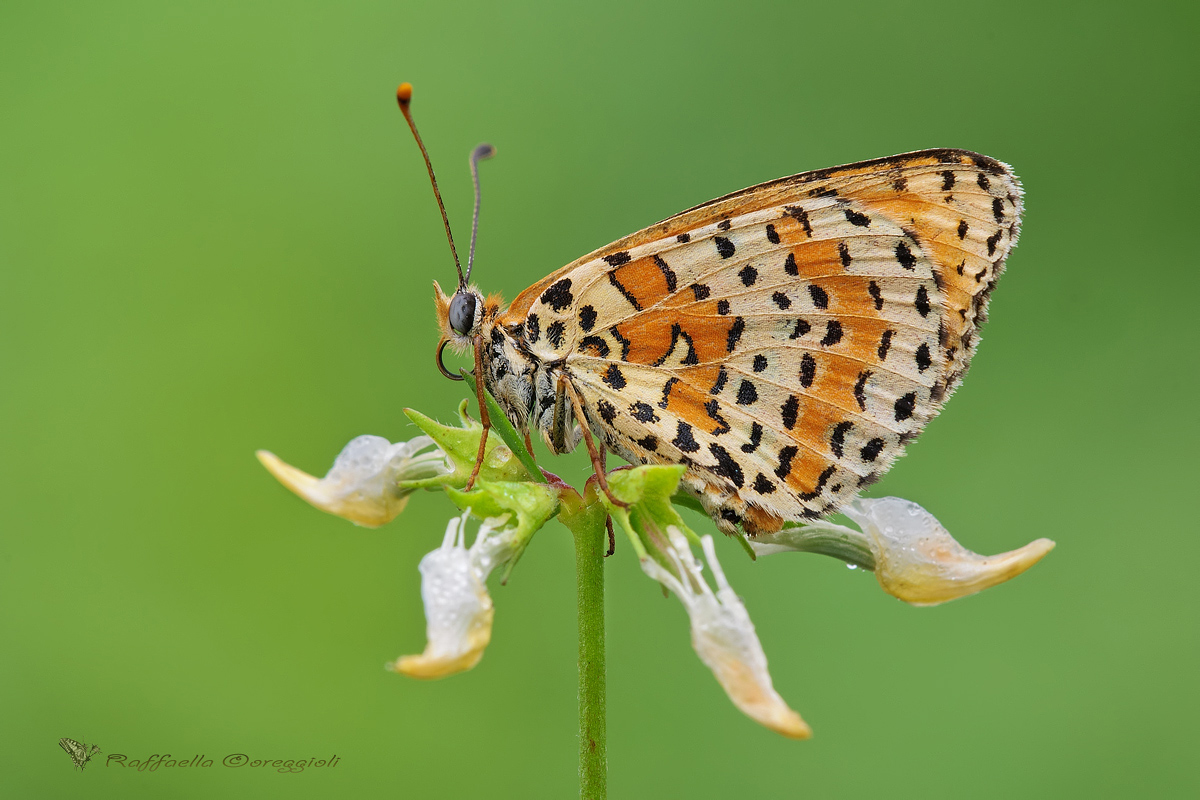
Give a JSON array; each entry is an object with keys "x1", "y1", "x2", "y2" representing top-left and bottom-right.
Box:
[{"x1": 502, "y1": 149, "x2": 1021, "y2": 533}]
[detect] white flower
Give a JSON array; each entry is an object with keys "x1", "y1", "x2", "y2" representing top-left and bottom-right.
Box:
[
  {"x1": 257, "y1": 434, "x2": 448, "y2": 528},
  {"x1": 388, "y1": 511, "x2": 517, "y2": 679},
  {"x1": 641, "y1": 527, "x2": 811, "y2": 739},
  {"x1": 752, "y1": 497, "x2": 1055, "y2": 606}
]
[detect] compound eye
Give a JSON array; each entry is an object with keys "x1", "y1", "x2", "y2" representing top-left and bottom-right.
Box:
[{"x1": 448, "y1": 292, "x2": 477, "y2": 336}]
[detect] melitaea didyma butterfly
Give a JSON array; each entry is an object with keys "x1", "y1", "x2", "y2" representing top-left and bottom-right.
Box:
[{"x1": 398, "y1": 83, "x2": 1022, "y2": 535}]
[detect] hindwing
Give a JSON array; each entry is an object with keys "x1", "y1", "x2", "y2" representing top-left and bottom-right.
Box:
[{"x1": 499, "y1": 149, "x2": 1022, "y2": 533}]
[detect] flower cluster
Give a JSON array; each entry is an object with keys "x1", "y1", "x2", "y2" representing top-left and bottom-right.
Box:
[{"x1": 259, "y1": 399, "x2": 1053, "y2": 738}]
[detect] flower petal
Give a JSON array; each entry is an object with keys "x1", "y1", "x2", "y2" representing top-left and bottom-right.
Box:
[
  {"x1": 257, "y1": 434, "x2": 446, "y2": 528},
  {"x1": 642, "y1": 527, "x2": 811, "y2": 739},
  {"x1": 389, "y1": 513, "x2": 516, "y2": 679},
  {"x1": 843, "y1": 497, "x2": 1055, "y2": 606}
]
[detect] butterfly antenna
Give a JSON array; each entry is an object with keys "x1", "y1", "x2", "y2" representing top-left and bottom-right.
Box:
[
  {"x1": 396, "y1": 83, "x2": 464, "y2": 287},
  {"x1": 466, "y1": 143, "x2": 495, "y2": 285}
]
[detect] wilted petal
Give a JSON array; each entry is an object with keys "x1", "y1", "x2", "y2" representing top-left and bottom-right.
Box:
[
  {"x1": 257, "y1": 435, "x2": 447, "y2": 527},
  {"x1": 389, "y1": 513, "x2": 516, "y2": 679},
  {"x1": 642, "y1": 527, "x2": 810, "y2": 739},
  {"x1": 841, "y1": 497, "x2": 1054, "y2": 606}
]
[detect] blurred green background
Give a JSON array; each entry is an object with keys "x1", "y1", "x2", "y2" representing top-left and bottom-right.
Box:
[{"x1": 3, "y1": 0, "x2": 1197, "y2": 797}]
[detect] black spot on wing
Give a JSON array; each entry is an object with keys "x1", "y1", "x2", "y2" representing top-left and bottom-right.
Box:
[
  {"x1": 830, "y1": 421, "x2": 853, "y2": 458},
  {"x1": 738, "y1": 264, "x2": 757, "y2": 286},
  {"x1": 987, "y1": 230, "x2": 1002, "y2": 256},
  {"x1": 736, "y1": 379, "x2": 758, "y2": 405},
  {"x1": 894, "y1": 392, "x2": 916, "y2": 421},
  {"x1": 742, "y1": 422, "x2": 763, "y2": 453},
  {"x1": 993, "y1": 197, "x2": 1005, "y2": 223},
  {"x1": 578, "y1": 305, "x2": 596, "y2": 333},
  {"x1": 853, "y1": 370, "x2": 871, "y2": 410},
  {"x1": 821, "y1": 320, "x2": 843, "y2": 346},
  {"x1": 753, "y1": 354, "x2": 767, "y2": 373},
  {"x1": 705, "y1": 399, "x2": 731, "y2": 435},
  {"x1": 860, "y1": 438, "x2": 884, "y2": 462},
  {"x1": 659, "y1": 377, "x2": 680, "y2": 409},
  {"x1": 895, "y1": 241, "x2": 917, "y2": 270},
  {"x1": 672, "y1": 421, "x2": 700, "y2": 453},
  {"x1": 868, "y1": 281, "x2": 883, "y2": 310},
  {"x1": 772, "y1": 291, "x2": 791, "y2": 310},
  {"x1": 717, "y1": 218, "x2": 732, "y2": 231},
  {"x1": 915, "y1": 285, "x2": 931, "y2": 317},
  {"x1": 602, "y1": 364, "x2": 627, "y2": 390},
  {"x1": 784, "y1": 253, "x2": 799, "y2": 276},
  {"x1": 957, "y1": 219, "x2": 969, "y2": 240},
  {"x1": 546, "y1": 321, "x2": 565, "y2": 349},
  {"x1": 781, "y1": 395, "x2": 799, "y2": 430},
  {"x1": 878, "y1": 329, "x2": 894, "y2": 360},
  {"x1": 637, "y1": 434, "x2": 659, "y2": 452},
  {"x1": 603, "y1": 251, "x2": 631, "y2": 267},
  {"x1": 766, "y1": 224, "x2": 780, "y2": 244},
  {"x1": 654, "y1": 255, "x2": 678, "y2": 293},
  {"x1": 808, "y1": 285, "x2": 829, "y2": 309},
  {"x1": 715, "y1": 236, "x2": 736, "y2": 259},
  {"x1": 525, "y1": 314, "x2": 541, "y2": 344},
  {"x1": 716, "y1": 299, "x2": 730, "y2": 315},
  {"x1": 727, "y1": 317, "x2": 745, "y2": 352},
  {"x1": 753, "y1": 473, "x2": 776, "y2": 494},
  {"x1": 677, "y1": 233, "x2": 691, "y2": 243},
  {"x1": 597, "y1": 399, "x2": 617, "y2": 424},
  {"x1": 799, "y1": 353, "x2": 816, "y2": 387},
  {"x1": 540, "y1": 279, "x2": 573, "y2": 312},
  {"x1": 915, "y1": 342, "x2": 932, "y2": 372},
  {"x1": 710, "y1": 366, "x2": 728, "y2": 395},
  {"x1": 790, "y1": 319, "x2": 811, "y2": 339},
  {"x1": 941, "y1": 170, "x2": 956, "y2": 190},
  {"x1": 775, "y1": 445, "x2": 798, "y2": 479},
  {"x1": 630, "y1": 401, "x2": 658, "y2": 423},
  {"x1": 844, "y1": 208, "x2": 871, "y2": 227},
  {"x1": 838, "y1": 242, "x2": 851, "y2": 267},
  {"x1": 690, "y1": 283, "x2": 711, "y2": 301}
]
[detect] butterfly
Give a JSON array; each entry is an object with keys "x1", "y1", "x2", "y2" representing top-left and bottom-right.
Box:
[
  {"x1": 398, "y1": 84, "x2": 1022, "y2": 535},
  {"x1": 59, "y1": 737, "x2": 101, "y2": 771}
]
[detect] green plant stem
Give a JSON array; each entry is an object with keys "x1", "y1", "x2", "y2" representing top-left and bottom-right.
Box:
[{"x1": 567, "y1": 500, "x2": 607, "y2": 799}]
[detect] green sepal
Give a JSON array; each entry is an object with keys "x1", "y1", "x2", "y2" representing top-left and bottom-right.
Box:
[
  {"x1": 398, "y1": 402, "x2": 531, "y2": 491},
  {"x1": 446, "y1": 480, "x2": 560, "y2": 583},
  {"x1": 600, "y1": 465, "x2": 701, "y2": 572}
]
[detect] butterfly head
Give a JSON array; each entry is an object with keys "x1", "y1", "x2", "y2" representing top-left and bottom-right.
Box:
[{"x1": 434, "y1": 280, "x2": 485, "y2": 344}]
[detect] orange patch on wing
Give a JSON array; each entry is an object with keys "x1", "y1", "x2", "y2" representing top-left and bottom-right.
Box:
[
  {"x1": 809, "y1": 276, "x2": 888, "y2": 318},
  {"x1": 788, "y1": 238, "x2": 847, "y2": 279},
  {"x1": 615, "y1": 306, "x2": 735, "y2": 366},
  {"x1": 663, "y1": 379, "x2": 723, "y2": 435},
  {"x1": 609, "y1": 256, "x2": 671, "y2": 309},
  {"x1": 781, "y1": 449, "x2": 837, "y2": 496},
  {"x1": 680, "y1": 364, "x2": 723, "y2": 393}
]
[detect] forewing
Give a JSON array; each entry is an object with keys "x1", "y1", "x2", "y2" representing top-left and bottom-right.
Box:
[{"x1": 504, "y1": 149, "x2": 1021, "y2": 533}]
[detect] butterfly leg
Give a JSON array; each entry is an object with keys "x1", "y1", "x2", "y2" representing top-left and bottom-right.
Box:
[
  {"x1": 605, "y1": 515, "x2": 616, "y2": 557},
  {"x1": 465, "y1": 335, "x2": 492, "y2": 491},
  {"x1": 562, "y1": 376, "x2": 628, "y2": 509}
]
